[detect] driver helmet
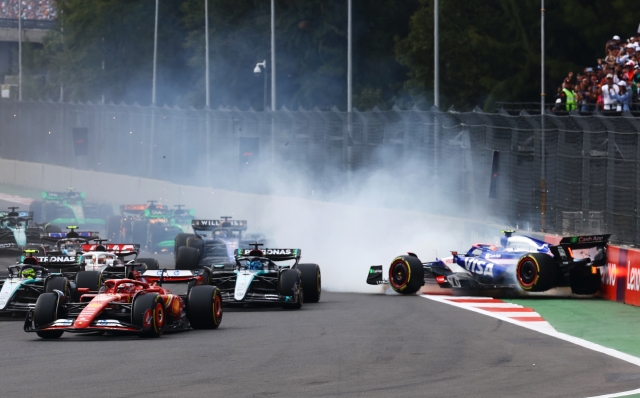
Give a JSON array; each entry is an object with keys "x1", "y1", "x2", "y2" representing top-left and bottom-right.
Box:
[
  {"x1": 98, "y1": 255, "x2": 107, "y2": 265},
  {"x1": 117, "y1": 283, "x2": 135, "y2": 294},
  {"x1": 248, "y1": 259, "x2": 263, "y2": 271},
  {"x1": 62, "y1": 240, "x2": 77, "y2": 256},
  {"x1": 22, "y1": 268, "x2": 36, "y2": 279}
]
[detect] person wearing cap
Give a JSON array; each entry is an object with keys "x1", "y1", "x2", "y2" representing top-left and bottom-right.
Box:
[
  {"x1": 601, "y1": 73, "x2": 620, "y2": 111},
  {"x1": 606, "y1": 35, "x2": 621, "y2": 54},
  {"x1": 612, "y1": 80, "x2": 631, "y2": 111}
]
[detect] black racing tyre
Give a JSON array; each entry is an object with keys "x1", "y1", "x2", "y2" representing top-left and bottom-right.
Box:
[
  {"x1": 175, "y1": 247, "x2": 201, "y2": 270},
  {"x1": 174, "y1": 233, "x2": 196, "y2": 260},
  {"x1": 34, "y1": 292, "x2": 64, "y2": 339},
  {"x1": 279, "y1": 269, "x2": 303, "y2": 310},
  {"x1": 298, "y1": 263, "x2": 321, "y2": 303},
  {"x1": 132, "y1": 293, "x2": 164, "y2": 338},
  {"x1": 388, "y1": 255, "x2": 424, "y2": 295},
  {"x1": 516, "y1": 253, "x2": 557, "y2": 292},
  {"x1": 137, "y1": 258, "x2": 160, "y2": 270},
  {"x1": 569, "y1": 266, "x2": 601, "y2": 295},
  {"x1": 132, "y1": 220, "x2": 149, "y2": 248},
  {"x1": 75, "y1": 271, "x2": 102, "y2": 292},
  {"x1": 106, "y1": 215, "x2": 122, "y2": 240},
  {"x1": 29, "y1": 201, "x2": 44, "y2": 223},
  {"x1": 44, "y1": 224, "x2": 62, "y2": 234},
  {"x1": 44, "y1": 276, "x2": 70, "y2": 299},
  {"x1": 187, "y1": 237, "x2": 205, "y2": 261},
  {"x1": 187, "y1": 285, "x2": 223, "y2": 329}
]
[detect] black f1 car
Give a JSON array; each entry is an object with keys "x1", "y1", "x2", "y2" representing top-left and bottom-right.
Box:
[{"x1": 176, "y1": 243, "x2": 320, "y2": 309}]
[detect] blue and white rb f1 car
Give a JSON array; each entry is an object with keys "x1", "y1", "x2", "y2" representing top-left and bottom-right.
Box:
[{"x1": 367, "y1": 231, "x2": 609, "y2": 295}]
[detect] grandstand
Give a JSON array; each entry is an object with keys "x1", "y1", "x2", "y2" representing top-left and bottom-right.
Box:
[{"x1": 0, "y1": 0, "x2": 56, "y2": 98}]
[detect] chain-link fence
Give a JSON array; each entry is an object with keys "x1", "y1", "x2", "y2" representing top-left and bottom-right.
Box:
[{"x1": 3, "y1": 98, "x2": 640, "y2": 245}]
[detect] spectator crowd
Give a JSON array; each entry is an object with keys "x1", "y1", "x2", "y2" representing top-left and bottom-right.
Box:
[
  {"x1": 556, "y1": 27, "x2": 640, "y2": 112},
  {"x1": 0, "y1": 0, "x2": 56, "y2": 21}
]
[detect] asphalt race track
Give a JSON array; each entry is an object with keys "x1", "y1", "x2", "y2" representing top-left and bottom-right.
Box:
[
  {"x1": 2, "y1": 200, "x2": 640, "y2": 396},
  {"x1": 0, "y1": 292, "x2": 638, "y2": 397}
]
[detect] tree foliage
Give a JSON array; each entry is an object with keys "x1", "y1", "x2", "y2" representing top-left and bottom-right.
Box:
[{"x1": 23, "y1": 0, "x2": 640, "y2": 110}]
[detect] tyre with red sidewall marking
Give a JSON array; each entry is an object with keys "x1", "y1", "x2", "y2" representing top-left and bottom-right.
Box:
[
  {"x1": 516, "y1": 252, "x2": 557, "y2": 292},
  {"x1": 132, "y1": 293, "x2": 164, "y2": 338},
  {"x1": 187, "y1": 285, "x2": 223, "y2": 329},
  {"x1": 389, "y1": 255, "x2": 424, "y2": 295}
]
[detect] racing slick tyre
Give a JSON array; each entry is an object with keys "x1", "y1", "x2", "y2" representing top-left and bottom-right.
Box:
[
  {"x1": 75, "y1": 271, "x2": 102, "y2": 293},
  {"x1": 34, "y1": 293, "x2": 64, "y2": 339},
  {"x1": 186, "y1": 237, "x2": 205, "y2": 261},
  {"x1": 132, "y1": 220, "x2": 149, "y2": 249},
  {"x1": 132, "y1": 293, "x2": 165, "y2": 338},
  {"x1": 44, "y1": 276, "x2": 70, "y2": 300},
  {"x1": 136, "y1": 258, "x2": 160, "y2": 270},
  {"x1": 175, "y1": 247, "x2": 201, "y2": 270},
  {"x1": 516, "y1": 253, "x2": 557, "y2": 292},
  {"x1": 29, "y1": 201, "x2": 44, "y2": 223},
  {"x1": 298, "y1": 263, "x2": 321, "y2": 303},
  {"x1": 187, "y1": 285, "x2": 223, "y2": 329},
  {"x1": 280, "y1": 269, "x2": 303, "y2": 310},
  {"x1": 569, "y1": 266, "x2": 601, "y2": 295},
  {"x1": 174, "y1": 233, "x2": 196, "y2": 260},
  {"x1": 44, "y1": 224, "x2": 62, "y2": 234},
  {"x1": 388, "y1": 255, "x2": 424, "y2": 295},
  {"x1": 106, "y1": 215, "x2": 122, "y2": 240}
]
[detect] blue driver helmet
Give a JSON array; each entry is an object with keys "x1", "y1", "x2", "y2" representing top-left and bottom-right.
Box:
[{"x1": 248, "y1": 259, "x2": 263, "y2": 271}]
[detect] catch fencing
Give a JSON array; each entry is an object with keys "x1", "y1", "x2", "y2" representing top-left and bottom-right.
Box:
[{"x1": 2, "y1": 98, "x2": 640, "y2": 245}]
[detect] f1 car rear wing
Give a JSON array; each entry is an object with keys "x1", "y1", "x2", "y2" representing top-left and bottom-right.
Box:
[
  {"x1": 0, "y1": 210, "x2": 31, "y2": 218},
  {"x1": 557, "y1": 234, "x2": 611, "y2": 249},
  {"x1": 45, "y1": 231, "x2": 98, "y2": 239},
  {"x1": 81, "y1": 244, "x2": 140, "y2": 256},
  {"x1": 119, "y1": 204, "x2": 167, "y2": 215},
  {"x1": 234, "y1": 248, "x2": 301, "y2": 261},
  {"x1": 42, "y1": 190, "x2": 85, "y2": 202},
  {"x1": 192, "y1": 219, "x2": 247, "y2": 231},
  {"x1": 34, "y1": 255, "x2": 79, "y2": 266}
]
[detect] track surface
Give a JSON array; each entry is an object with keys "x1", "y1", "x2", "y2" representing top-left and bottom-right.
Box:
[
  {"x1": 2, "y1": 200, "x2": 640, "y2": 396},
  {"x1": 0, "y1": 292, "x2": 639, "y2": 397}
]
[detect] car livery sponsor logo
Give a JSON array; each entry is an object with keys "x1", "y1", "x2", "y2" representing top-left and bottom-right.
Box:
[
  {"x1": 463, "y1": 258, "x2": 494, "y2": 276},
  {"x1": 37, "y1": 256, "x2": 76, "y2": 263},
  {"x1": 627, "y1": 264, "x2": 640, "y2": 292},
  {"x1": 570, "y1": 236, "x2": 605, "y2": 244},
  {"x1": 601, "y1": 263, "x2": 617, "y2": 287},
  {"x1": 485, "y1": 254, "x2": 502, "y2": 259},
  {"x1": 0, "y1": 243, "x2": 16, "y2": 248},
  {"x1": 193, "y1": 219, "x2": 246, "y2": 227},
  {"x1": 242, "y1": 249, "x2": 292, "y2": 256}
]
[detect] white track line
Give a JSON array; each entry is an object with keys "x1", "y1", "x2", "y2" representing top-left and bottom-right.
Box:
[{"x1": 421, "y1": 294, "x2": 640, "y2": 398}]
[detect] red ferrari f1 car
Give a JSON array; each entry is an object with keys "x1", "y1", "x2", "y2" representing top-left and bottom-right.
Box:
[{"x1": 24, "y1": 268, "x2": 222, "y2": 339}]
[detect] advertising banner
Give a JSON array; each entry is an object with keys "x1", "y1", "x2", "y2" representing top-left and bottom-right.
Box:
[
  {"x1": 599, "y1": 246, "x2": 622, "y2": 302},
  {"x1": 624, "y1": 248, "x2": 640, "y2": 306}
]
